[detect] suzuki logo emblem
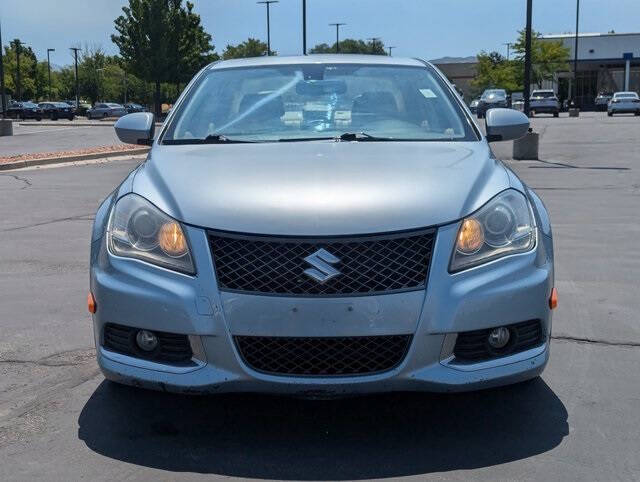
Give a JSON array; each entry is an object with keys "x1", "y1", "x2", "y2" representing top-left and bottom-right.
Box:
[{"x1": 303, "y1": 248, "x2": 341, "y2": 283}]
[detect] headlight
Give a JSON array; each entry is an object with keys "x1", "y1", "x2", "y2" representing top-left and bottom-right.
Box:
[
  {"x1": 107, "y1": 194, "x2": 195, "y2": 274},
  {"x1": 450, "y1": 189, "x2": 535, "y2": 272}
]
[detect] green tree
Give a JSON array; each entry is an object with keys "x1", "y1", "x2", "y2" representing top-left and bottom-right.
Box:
[
  {"x1": 3, "y1": 40, "x2": 37, "y2": 100},
  {"x1": 112, "y1": 0, "x2": 214, "y2": 116},
  {"x1": 222, "y1": 38, "x2": 269, "y2": 59},
  {"x1": 472, "y1": 51, "x2": 522, "y2": 94},
  {"x1": 512, "y1": 30, "x2": 570, "y2": 88},
  {"x1": 310, "y1": 38, "x2": 387, "y2": 55}
]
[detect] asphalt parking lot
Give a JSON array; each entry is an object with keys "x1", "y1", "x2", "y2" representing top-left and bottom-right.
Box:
[
  {"x1": 0, "y1": 111, "x2": 639, "y2": 480},
  {"x1": 0, "y1": 122, "x2": 120, "y2": 157}
]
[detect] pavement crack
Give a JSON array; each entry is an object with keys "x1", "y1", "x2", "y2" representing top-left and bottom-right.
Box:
[
  {"x1": 1, "y1": 213, "x2": 95, "y2": 232},
  {"x1": 551, "y1": 335, "x2": 640, "y2": 348},
  {"x1": 0, "y1": 173, "x2": 32, "y2": 189}
]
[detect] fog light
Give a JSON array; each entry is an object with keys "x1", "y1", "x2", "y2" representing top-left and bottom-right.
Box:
[
  {"x1": 136, "y1": 330, "x2": 158, "y2": 351},
  {"x1": 488, "y1": 327, "x2": 510, "y2": 349}
]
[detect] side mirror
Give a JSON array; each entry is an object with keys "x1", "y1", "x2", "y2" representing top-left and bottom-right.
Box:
[
  {"x1": 114, "y1": 112, "x2": 155, "y2": 145},
  {"x1": 485, "y1": 108, "x2": 529, "y2": 142}
]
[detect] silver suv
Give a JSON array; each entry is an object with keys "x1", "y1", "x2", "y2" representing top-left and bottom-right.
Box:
[
  {"x1": 530, "y1": 89, "x2": 560, "y2": 117},
  {"x1": 89, "y1": 55, "x2": 555, "y2": 396}
]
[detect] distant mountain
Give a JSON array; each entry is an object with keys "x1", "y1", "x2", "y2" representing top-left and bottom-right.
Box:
[{"x1": 430, "y1": 56, "x2": 477, "y2": 64}]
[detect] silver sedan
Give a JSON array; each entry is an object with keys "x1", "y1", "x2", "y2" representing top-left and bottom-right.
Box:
[
  {"x1": 89, "y1": 55, "x2": 555, "y2": 396},
  {"x1": 87, "y1": 102, "x2": 127, "y2": 119}
]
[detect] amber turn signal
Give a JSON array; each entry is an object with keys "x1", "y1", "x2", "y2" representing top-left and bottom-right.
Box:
[
  {"x1": 158, "y1": 221, "x2": 188, "y2": 257},
  {"x1": 549, "y1": 288, "x2": 558, "y2": 310},
  {"x1": 87, "y1": 292, "x2": 97, "y2": 314}
]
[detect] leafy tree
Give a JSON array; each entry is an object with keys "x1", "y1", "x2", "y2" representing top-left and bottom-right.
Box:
[
  {"x1": 3, "y1": 41, "x2": 37, "y2": 100},
  {"x1": 512, "y1": 30, "x2": 570, "y2": 88},
  {"x1": 112, "y1": 0, "x2": 214, "y2": 116},
  {"x1": 472, "y1": 51, "x2": 522, "y2": 94},
  {"x1": 310, "y1": 38, "x2": 387, "y2": 55},
  {"x1": 222, "y1": 38, "x2": 269, "y2": 59}
]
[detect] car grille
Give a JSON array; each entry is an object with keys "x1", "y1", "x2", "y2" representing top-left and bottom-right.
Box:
[
  {"x1": 103, "y1": 323, "x2": 193, "y2": 365},
  {"x1": 235, "y1": 335, "x2": 412, "y2": 376},
  {"x1": 453, "y1": 319, "x2": 545, "y2": 362},
  {"x1": 208, "y1": 229, "x2": 435, "y2": 296}
]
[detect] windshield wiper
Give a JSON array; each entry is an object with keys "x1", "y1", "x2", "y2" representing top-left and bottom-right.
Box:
[
  {"x1": 277, "y1": 132, "x2": 393, "y2": 143},
  {"x1": 337, "y1": 132, "x2": 392, "y2": 141},
  {"x1": 163, "y1": 134, "x2": 256, "y2": 145}
]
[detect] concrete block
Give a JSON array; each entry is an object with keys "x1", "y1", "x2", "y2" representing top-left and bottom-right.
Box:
[
  {"x1": 0, "y1": 118, "x2": 13, "y2": 136},
  {"x1": 513, "y1": 130, "x2": 539, "y2": 160}
]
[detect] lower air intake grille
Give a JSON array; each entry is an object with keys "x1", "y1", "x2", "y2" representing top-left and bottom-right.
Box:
[
  {"x1": 103, "y1": 323, "x2": 193, "y2": 365},
  {"x1": 453, "y1": 319, "x2": 544, "y2": 362},
  {"x1": 235, "y1": 335, "x2": 412, "y2": 376}
]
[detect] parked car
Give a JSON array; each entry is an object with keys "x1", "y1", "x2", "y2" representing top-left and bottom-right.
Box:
[
  {"x1": 124, "y1": 103, "x2": 146, "y2": 113},
  {"x1": 468, "y1": 98, "x2": 479, "y2": 114},
  {"x1": 607, "y1": 91, "x2": 640, "y2": 116},
  {"x1": 91, "y1": 55, "x2": 554, "y2": 396},
  {"x1": 511, "y1": 92, "x2": 524, "y2": 112},
  {"x1": 37, "y1": 102, "x2": 75, "y2": 120},
  {"x1": 529, "y1": 90, "x2": 560, "y2": 117},
  {"x1": 476, "y1": 89, "x2": 508, "y2": 118},
  {"x1": 594, "y1": 92, "x2": 613, "y2": 111},
  {"x1": 6, "y1": 101, "x2": 43, "y2": 120},
  {"x1": 87, "y1": 103, "x2": 127, "y2": 119}
]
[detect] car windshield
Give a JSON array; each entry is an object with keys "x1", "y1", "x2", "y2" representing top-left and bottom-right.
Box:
[
  {"x1": 511, "y1": 93, "x2": 524, "y2": 101},
  {"x1": 163, "y1": 63, "x2": 477, "y2": 143},
  {"x1": 532, "y1": 91, "x2": 555, "y2": 98},
  {"x1": 23, "y1": 102, "x2": 37, "y2": 108},
  {"x1": 615, "y1": 93, "x2": 638, "y2": 99},
  {"x1": 53, "y1": 102, "x2": 69, "y2": 107},
  {"x1": 481, "y1": 90, "x2": 506, "y2": 100}
]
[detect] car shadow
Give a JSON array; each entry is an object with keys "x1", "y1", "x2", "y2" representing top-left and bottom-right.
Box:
[{"x1": 78, "y1": 378, "x2": 568, "y2": 479}]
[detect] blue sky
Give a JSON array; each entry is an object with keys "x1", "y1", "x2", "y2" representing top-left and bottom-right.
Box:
[{"x1": 2, "y1": 0, "x2": 639, "y2": 66}]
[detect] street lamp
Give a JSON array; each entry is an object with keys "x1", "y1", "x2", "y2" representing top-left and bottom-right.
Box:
[
  {"x1": 12, "y1": 39, "x2": 27, "y2": 101},
  {"x1": 572, "y1": 0, "x2": 580, "y2": 107},
  {"x1": 523, "y1": 0, "x2": 532, "y2": 117},
  {"x1": 257, "y1": 1, "x2": 278, "y2": 56},
  {"x1": 503, "y1": 42, "x2": 512, "y2": 61},
  {"x1": 47, "y1": 48, "x2": 55, "y2": 100},
  {"x1": 0, "y1": 22, "x2": 6, "y2": 117},
  {"x1": 302, "y1": 0, "x2": 307, "y2": 54},
  {"x1": 70, "y1": 47, "x2": 80, "y2": 108},
  {"x1": 329, "y1": 23, "x2": 346, "y2": 53},
  {"x1": 387, "y1": 46, "x2": 396, "y2": 57}
]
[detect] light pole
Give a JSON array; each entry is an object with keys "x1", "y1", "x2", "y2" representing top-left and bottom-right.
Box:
[
  {"x1": 47, "y1": 48, "x2": 55, "y2": 100},
  {"x1": 387, "y1": 46, "x2": 396, "y2": 56},
  {"x1": 0, "y1": 22, "x2": 6, "y2": 117},
  {"x1": 70, "y1": 47, "x2": 80, "y2": 108},
  {"x1": 96, "y1": 67, "x2": 104, "y2": 103},
  {"x1": 257, "y1": 1, "x2": 278, "y2": 56},
  {"x1": 368, "y1": 37, "x2": 381, "y2": 54},
  {"x1": 523, "y1": 0, "x2": 532, "y2": 117},
  {"x1": 329, "y1": 23, "x2": 346, "y2": 53},
  {"x1": 13, "y1": 39, "x2": 27, "y2": 101},
  {"x1": 302, "y1": 0, "x2": 307, "y2": 55},
  {"x1": 503, "y1": 42, "x2": 512, "y2": 60},
  {"x1": 572, "y1": 0, "x2": 580, "y2": 107}
]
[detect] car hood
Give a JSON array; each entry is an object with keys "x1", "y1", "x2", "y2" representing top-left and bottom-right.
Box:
[{"x1": 132, "y1": 140, "x2": 509, "y2": 236}]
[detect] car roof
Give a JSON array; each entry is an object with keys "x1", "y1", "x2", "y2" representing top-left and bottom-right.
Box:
[
  {"x1": 532, "y1": 89, "x2": 554, "y2": 92},
  {"x1": 614, "y1": 91, "x2": 637, "y2": 96},
  {"x1": 208, "y1": 54, "x2": 427, "y2": 70}
]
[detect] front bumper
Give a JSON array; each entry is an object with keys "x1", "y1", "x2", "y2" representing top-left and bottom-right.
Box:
[{"x1": 91, "y1": 222, "x2": 554, "y2": 395}]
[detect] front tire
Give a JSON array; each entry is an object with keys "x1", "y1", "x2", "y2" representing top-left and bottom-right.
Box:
[
  {"x1": 553, "y1": 111, "x2": 559, "y2": 118},
  {"x1": 607, "y1": 112, "x2": 613, "y2": 117}
]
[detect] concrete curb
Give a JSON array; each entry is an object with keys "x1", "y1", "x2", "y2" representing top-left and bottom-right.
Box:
[{"x1": 0, "y1": 147, "x2": 150, "y2": 171}]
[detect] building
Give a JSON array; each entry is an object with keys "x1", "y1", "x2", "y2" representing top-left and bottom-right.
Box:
[
  {"x1": 540, "y1": 32, "x2": 640, "y2": 109},
  {"x1": 431, "y1": 56, "x2": 478, "y2": 101}
]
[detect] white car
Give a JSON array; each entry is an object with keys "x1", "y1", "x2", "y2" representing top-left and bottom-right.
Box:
[{"x1": 607, "y1": 92, "x2": 640, "y2": 116}]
